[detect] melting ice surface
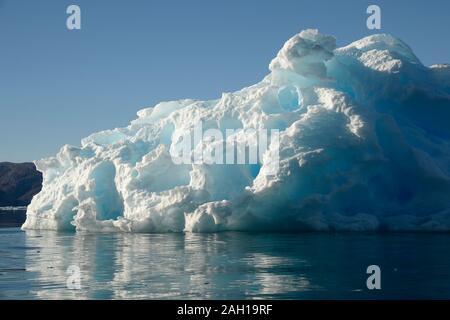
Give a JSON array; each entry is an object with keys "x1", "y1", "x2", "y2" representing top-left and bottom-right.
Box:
[{"x1": 23, "y1": 30, "x2": 450, "y2": 232}]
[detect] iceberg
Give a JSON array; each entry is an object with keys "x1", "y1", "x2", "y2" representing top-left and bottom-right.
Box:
[{"x1": 23, "y1": 29, "x2": 450, "y2": 232}]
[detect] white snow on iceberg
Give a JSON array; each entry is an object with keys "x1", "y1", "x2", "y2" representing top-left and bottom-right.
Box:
[{"x1": 23, "y1": 29, "x2": 450, "y2": 232}]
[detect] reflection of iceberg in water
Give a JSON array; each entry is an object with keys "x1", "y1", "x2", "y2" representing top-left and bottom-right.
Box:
[
  {"x1": 14, "y1": 231, "x2": 450, "y2": 299},
  {"x1": 23, "y1": 231, "x2": 319, "y2": 299},
  {"x1": 237, "y1": 253, "x2": 314, "y2": 295}
]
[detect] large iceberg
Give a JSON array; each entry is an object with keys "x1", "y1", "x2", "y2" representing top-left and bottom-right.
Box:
[{"x1": 23, "y1": 30, "x2": 450, "y2": 232}]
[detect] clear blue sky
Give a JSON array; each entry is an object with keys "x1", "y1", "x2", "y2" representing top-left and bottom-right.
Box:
[{"x1": 1, "y1": 0, "x2": 450, "y2": 162}]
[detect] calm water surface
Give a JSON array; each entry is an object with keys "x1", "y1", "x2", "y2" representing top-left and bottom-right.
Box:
[{"x1": 1, "y1": 211, "x2": 450, "y2": 299}]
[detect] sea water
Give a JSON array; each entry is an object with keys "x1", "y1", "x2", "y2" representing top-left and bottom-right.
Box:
[{"x1": 1, "y1": 213, "x2": 450, "y2": 299}]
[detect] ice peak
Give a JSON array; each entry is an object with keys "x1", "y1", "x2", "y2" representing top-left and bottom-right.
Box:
[
  {"x1": 269, "y1": 29, "x2": 336, "y2": 78},
  {"x1": 336, "y1": 33, "x2": 421, "y2": 65}
]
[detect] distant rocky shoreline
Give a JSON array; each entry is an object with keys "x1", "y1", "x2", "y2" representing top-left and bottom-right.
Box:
[{"x1": 0, "y1": 162, "x2": 42, "y2": 207}]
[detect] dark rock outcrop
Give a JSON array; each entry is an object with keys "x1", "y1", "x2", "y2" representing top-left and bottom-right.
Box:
[{"x1": 0, "y1": 162, "x2": 42, "y2": 207}]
